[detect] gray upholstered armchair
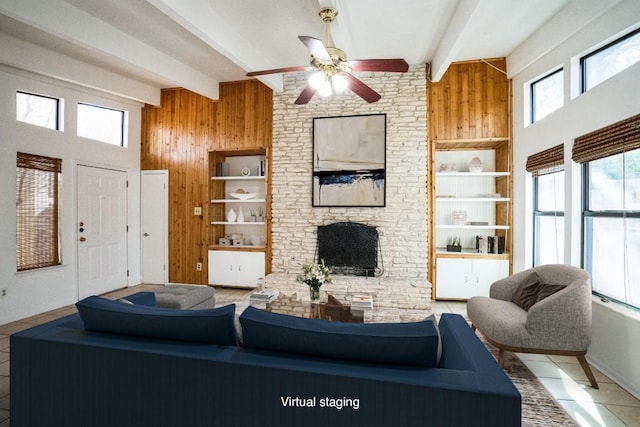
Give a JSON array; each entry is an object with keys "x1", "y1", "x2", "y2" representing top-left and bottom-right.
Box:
[{"x1": 467, "y1": 264, "x2": 599, "y2": 389}]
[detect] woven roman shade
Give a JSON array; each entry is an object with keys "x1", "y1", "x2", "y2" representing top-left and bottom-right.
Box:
[
  {"x1": 16, "y1": 152, "x2": 62, "y2": 271},
  {"x1": 572, "y1": 113, "x2": 640, "y2": 164},
  {"x1": 525, "y1": 144, "x2": 564, "y2": 177}
]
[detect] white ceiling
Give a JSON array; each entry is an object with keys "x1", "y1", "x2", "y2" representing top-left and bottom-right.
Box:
[{"x1": 0, "y1": 0, "x2": 601, "y2": 103}]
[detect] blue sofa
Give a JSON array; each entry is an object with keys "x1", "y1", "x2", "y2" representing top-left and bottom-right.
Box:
[{"x1": 11, "y1": 292, "x2": 521, "y2": 427}]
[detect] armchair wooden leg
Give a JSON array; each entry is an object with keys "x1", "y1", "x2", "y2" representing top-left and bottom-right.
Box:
[
  {"x1": 471, "y1": 323, "x2": 477, "y2": 332},
  {"x1": 497, "y1": 348, "x2": 504, "y2": 366},
  {"x1": 577, "y1": 355, "x2": 599, "y2": 389}
]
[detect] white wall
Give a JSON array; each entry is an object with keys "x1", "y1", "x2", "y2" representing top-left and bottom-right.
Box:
[
  {"x1": 509, "y1": 0, "x2": 640, "y2": 398},
  {"x1": 0, "y1": 65, "x2": 143, "y2": 325}
]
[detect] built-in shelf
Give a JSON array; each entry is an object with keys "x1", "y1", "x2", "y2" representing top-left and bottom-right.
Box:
[
  {"x1": 436, "y1": 172, "x2": 510, "y2": 177},
  {"x1": 436, "y1": 197, "x2": 510, "y2": 202},
  {"x1": 210, "y1": 221, "x2": 266, "y2": 225},
  {"x1": 210, "y1": 199, "x2": 266, "y2": 203},
  {"x1": 211, "y1": 176, "x2": 266, "y2": 181},
  {"x1": 436, "y1": 248, "x2": 510, "y2": 258},
  {"x1": 436, "y1": 225, "x2": 510, "y2": 230}
]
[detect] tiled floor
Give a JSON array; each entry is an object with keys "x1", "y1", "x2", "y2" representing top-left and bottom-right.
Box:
[{"x1": 1, "y1": 286, "x2": 639, "y2": 427}]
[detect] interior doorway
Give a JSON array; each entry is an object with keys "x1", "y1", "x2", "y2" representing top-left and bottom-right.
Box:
[
  {"x1": 141, "y1": 170, "x2": 168, "y2": 284},
  {"x1": 77, "y1": 165, "x2": 128, "y2": 299}
]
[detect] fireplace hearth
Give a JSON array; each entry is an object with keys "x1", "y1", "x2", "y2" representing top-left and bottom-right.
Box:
[{"x1": 316, "y1": 222, "x2": 381, "y2": 277}]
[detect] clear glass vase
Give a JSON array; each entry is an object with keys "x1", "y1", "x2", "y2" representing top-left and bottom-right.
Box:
[{"x1": 309, "y1": 286, "x2": 320, "y2": 303}]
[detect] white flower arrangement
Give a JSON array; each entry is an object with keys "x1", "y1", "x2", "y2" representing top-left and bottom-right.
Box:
[{"x1": 296, "y1": 261, "x2": 332, "y2": 290}]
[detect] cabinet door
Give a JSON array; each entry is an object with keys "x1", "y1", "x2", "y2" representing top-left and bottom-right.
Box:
[
  {"x1": 208, "y1": 250, "x2": 237, "y2": 286},
  {"x1": 436, "y1": 257, "x2": 509, "y2": 299},
  {"x1": 235, "y1": 252, "x2": 265, "y2": 287},
  {"x1": 436, "y1": 258, "x2": 473, "y2": 299},
  {"x1": 472, "y1": 259, "x2": 509, "y2": 297}
]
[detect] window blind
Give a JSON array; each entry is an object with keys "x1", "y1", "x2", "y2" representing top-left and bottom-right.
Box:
[
  {"x1": 525, "y1": 144, "x2": 564, "y2": 176},
  {"x1": 16, "y1": 152, "x2": 62, "y2": 271},
  {"x1": 572, "y1": 113, "x2": 640, "y2": 164}
]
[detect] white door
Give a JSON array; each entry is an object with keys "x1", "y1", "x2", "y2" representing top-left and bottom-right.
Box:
[
  {"x1": 77, "y1": 165, "x2": 128, "y2": 299},
  {"x1": 141, "y1": 171, "x2": 168, "y2": 284}
]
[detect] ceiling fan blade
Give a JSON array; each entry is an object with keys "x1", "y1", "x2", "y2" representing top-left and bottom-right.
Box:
[
  {"x1": 348, "y1": 59, "x2": 409, "y2": 73},
  {"x1": 246, "y1": 65, "x2": 309, "y2": 77},
  {"x1": 345, "y1": 74, "x2": 381, "y2": 103},
  {"x1": 294, "y1": 85, "x2": 317, "y2": 105},
  {"x1": 298, "y1": 36, "x2": 331, "y2": 61}
]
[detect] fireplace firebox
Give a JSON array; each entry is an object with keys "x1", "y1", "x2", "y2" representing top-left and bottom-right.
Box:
[{"x1": 316, "y1": 222, "x2": 381, "y2": 277}]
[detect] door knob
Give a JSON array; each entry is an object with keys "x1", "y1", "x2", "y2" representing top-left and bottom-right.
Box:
[
  {"x1": 79, "y1": 237, "x2": 86, "y2": 242},
  {"x1": 144, "y1": 233, "x2": 150, "y2": 237}
]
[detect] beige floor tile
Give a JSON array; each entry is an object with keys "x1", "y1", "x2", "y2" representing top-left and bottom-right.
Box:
[
  {"x1": 606, "y1": 404, "x2": 640, "y2": 426},
  {"x1": 559, "y1": 400, "x2": 628, "y2": 427},
  {"x1": 539, "y1": 377, "x2": 595, "y2": 402},
  {"x1": 523, "y1": 360, "x2": 572, "y2": 379},
  {"x1": 0, "y1": 394, "x2": 8, "y2": 411},
  {"x1": 556, "y1": 362, "x2": 612, "y2": 385},
  {"x1": 517, "y1": 352, "x2": 551, "y2": 362},
  {"x1": 548, "y1": 354, "x2": 580, "y2": 364},
  {"x1": 581, "y1": 381, "x2": 640, "y2": 407}
]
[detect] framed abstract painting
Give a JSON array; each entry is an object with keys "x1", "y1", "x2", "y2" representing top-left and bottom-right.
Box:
[{"x1": 312, "y1": 114, "x2": 386, "y2": 207}]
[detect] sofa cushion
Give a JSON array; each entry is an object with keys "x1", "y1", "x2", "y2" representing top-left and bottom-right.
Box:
[
  {"x1": 511, "y1": 272, "x2": 566, "y2": 311},
  {"x1": 239, "y1": 306, "x2": 440, "y2": 367},
  {"x1": 76, "y1": 296, "x2": 238, "y2": 345}
]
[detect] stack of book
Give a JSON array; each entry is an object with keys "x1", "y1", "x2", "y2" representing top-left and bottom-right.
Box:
[
  {"x1": 249, "y1": 288, "x2": 279, "y2": 307},
  {"x1": 350, "y1": 294, "x2": 374, "y2": 311}
]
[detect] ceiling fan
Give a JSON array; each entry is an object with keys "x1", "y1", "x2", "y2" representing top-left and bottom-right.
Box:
[{"x1": 246, "y1": 7, "x2": 409, "y2": 104}]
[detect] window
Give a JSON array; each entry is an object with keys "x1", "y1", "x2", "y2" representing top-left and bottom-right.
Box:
[
  {"x1": 530, "y1": 68, "x2": 563, "y2": 123},
  {"x1": 16, "y1": 91, "x2": 61, "y2": 130},
  {"x1": 16, "y1": 153, "x2": 62, "y2": 271},
  {"x1": 533, "y1": 172, "x2": 565, "y2": 266},
  {"x1": 580, "y1": 28, "x2": 640, "y2": 93},
  {"x1": 574, "y1": 114, "x2": 640, "y2": 310},
  {"x1": 77, "y1": 103, "x2": 126, "y2": 146},
  {"x1": 526, "y1": 144, "x2": 565, "y2": 266},
  {"x1": 583, "y1": 151, "x2": 640, "y2": 309}
]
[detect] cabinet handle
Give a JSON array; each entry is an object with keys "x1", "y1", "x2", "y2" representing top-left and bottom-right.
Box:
[
  {"x1": 238, "y1": 265, "x2": 242, "y2": 272},
  {"x1": 465, "y1": 276, "x2": 468, "y2": 283}
]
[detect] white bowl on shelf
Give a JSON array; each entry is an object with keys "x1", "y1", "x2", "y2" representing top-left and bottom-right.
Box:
[{"x1": 230, "y1": 192, "x2": 256, "y2": 200}]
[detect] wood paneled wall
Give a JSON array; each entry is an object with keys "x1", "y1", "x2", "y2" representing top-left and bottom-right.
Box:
[
  {"x1": 429, "y1": 59, "x2": 510, "y2": 143},
  {"x1": 428, "y1": 59, "x2": 513, "y2": 286},
  {"x1": 141, "y1": 80, "x2": 273, "y2": 284}
]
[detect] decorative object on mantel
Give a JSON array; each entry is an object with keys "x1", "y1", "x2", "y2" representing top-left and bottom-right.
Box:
[
  {"x1": 226, "y1": 208, "x2": 237, "y2": 222},
  {"x1": 296, "y1": 261, "x2": 332, "y2": 303},
  {"x1": 245, "y1": 7, "x2": 408, "y2": 104},
  {"x1": 469, "y1": 157, "x2": 483, "y2": 172}
]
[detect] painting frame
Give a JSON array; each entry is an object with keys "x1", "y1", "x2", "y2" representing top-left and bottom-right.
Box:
[{"x1": 312, "y1": 114, "x2": 386, "y2": 207}]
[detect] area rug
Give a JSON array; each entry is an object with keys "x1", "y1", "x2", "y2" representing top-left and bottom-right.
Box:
[{"x1": 479, "y1": 337, "x2": 578, "y2": 426}]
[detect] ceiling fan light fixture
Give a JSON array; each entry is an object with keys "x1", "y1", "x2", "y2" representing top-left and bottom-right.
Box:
[
  {"x1": 308, "y1": 71, "x2": 326, "y2": 90},
  {"x1": 318, "y1": 80, "x2": 332, "y2": 97},
  {"x1": 331, "y1": 73, "x2": 349, "y2": 93}
]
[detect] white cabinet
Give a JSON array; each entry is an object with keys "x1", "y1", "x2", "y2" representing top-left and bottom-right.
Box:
[
  {"x1": 435, "y1": 257, "x2": 509, "y2": 299},
  {"x1": 208, "y1": 250, "x2": 265, "y2": 288}
]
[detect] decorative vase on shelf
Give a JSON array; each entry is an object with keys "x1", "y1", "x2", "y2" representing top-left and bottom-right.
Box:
[
  {"x1": 469, "y1": 157, "x2": 483, "y2": 173},
  {"x1": 452, "y1": 210, "x2": 467, "y2": 225},
  {"x1": 226, "y1": 208, "x2": 237, "y2": 222},
  {"x1": 237, "y1": 208, "x2": 244, "y2": 223}
]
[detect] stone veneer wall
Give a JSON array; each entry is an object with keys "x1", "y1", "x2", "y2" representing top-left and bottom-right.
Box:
[{"x1": 269, "y1": 65, "x2": 430, "y2": 305}]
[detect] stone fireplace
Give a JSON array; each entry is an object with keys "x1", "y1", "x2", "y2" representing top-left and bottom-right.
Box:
[
  {"x1": 267, "y1": 64, "x2": 431, "y2": 309},
  {"x1": 317, "y1": 222, "x2": 380, "y2": 277}
]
